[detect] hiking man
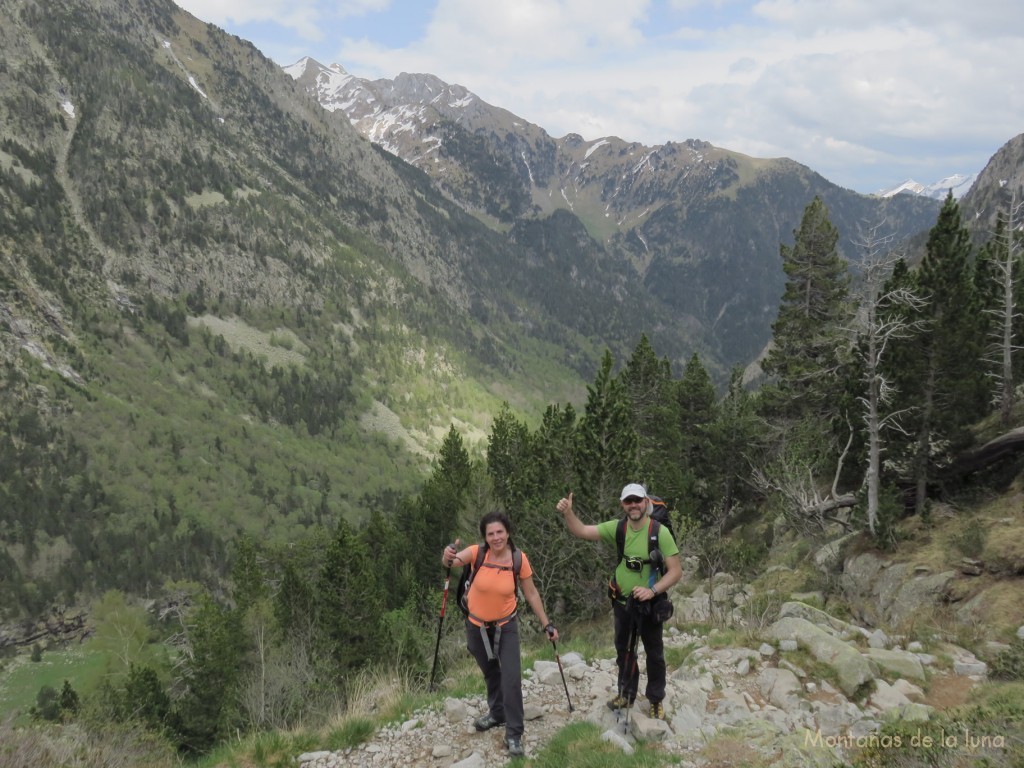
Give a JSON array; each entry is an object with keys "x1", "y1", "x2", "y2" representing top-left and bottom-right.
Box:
[{"x1": 556, "y1": 484, "x2": 682, "y2": 719}]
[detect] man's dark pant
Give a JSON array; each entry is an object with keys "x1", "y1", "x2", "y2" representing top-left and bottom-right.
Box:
[
  {"x1": 612, "y1": 600, "x2": 666, "y2": 704},
  {"x1": 466, "y1": 617, "x2": 524, "y2": 739}
]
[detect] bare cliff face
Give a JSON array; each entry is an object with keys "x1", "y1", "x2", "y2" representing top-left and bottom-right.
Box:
[{"x1": 960, "y1": 132, "x2": 1024, "y2": 234}]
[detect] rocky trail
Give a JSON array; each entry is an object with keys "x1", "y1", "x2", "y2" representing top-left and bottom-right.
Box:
[{"x1": 297, "y1": 600, "x2": 1003, "y2": 768}]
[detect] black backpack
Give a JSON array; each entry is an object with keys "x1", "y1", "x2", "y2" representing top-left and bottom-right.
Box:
[
  {"x1": 647, "y1": 495, "x2": 674, "y2": 539},
  {"x1": 455, "y1": 543, "x2": 523, "y2": 620}
]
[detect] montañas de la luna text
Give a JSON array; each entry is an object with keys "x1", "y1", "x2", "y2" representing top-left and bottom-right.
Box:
[{"x1": 804, "y1": 728, "x2": 1006, "y2": 751}]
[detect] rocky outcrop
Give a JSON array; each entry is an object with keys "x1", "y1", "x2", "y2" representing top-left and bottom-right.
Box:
[
  {"x1": 839, "y1": 552, "x2": 957, "y2": 627},
  {"x1": 0, "y1": 611, "x2": 91, "y2": 651}
]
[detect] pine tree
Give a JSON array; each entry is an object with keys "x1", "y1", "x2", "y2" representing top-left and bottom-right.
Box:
[
  {"x1": 712, "y1": 367, "x2": 763, "y2": 516},
  {"x1": 316, "y1": 519, "x2": 381, "y2": 675},
  {"x1": 887, "y1": 193, "x2": 985, "y2": 514},
  {"x1": 406, "y1": 425, "x2": 474, "y2": 583},
  {"x1": 761, "y1": 196, "x2": 852, "y2": 434},
  {"x1": 487, "y1": 403, "x2": 533, "y2": 510},
  {"x1": 574, "y1": 350, "x2": 639, "y2": 517},
  {"x1": 531, "y1": 403, "x2": 578, "y2": 495},
  {"x1": 675, "y1": 353, "x2": 719, "y2": 525},
  {"x1": 171, "y1": 593, "x2": 246, "y2": 754},
  {"x1": 620, "y1": 335, "x2": 680, "y2": 497}
]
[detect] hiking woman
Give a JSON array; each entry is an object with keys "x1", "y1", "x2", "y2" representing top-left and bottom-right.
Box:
[{"x1": 442, "y1": 510, "x2": 558, "y2": 758}]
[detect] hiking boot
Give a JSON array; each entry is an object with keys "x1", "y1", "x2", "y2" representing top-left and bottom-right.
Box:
[
  {"x1": 506, "y1": 737, "x2": 524, "y2": 756},
  {"x1": 473, "y1": 712, "x2": 505, "y2": 731},
  {"x1": 649, "y1": 700, "x2": 666, "y2": 720},
  {"x1": 606, "y1": 694, "x2": 633, "y2": 710}
]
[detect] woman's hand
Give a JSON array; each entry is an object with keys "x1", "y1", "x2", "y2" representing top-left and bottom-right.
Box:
[{"x1": 442, "y1": 538, "x2": 461, "y2": 567}]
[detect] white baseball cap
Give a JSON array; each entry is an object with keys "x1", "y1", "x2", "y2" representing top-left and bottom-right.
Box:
[{"x1": 620, "y1": 483, "x2": 647, "y2": 500}]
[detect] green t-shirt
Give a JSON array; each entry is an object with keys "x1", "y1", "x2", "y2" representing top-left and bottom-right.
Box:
[{"x1": 597, "y1": 517, "x2": 679, "y2": 597}]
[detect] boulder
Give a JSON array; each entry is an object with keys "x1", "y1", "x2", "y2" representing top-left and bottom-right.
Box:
[
  {"x1": 778, "y1": 601, "x2": 859, "y2": 636},
  {"x1": 869, "y1": 679, "x2": 912, "y2": 711},
  {"x1": 629, "y1": 710, "x2": 671, "y2": 742},
  {"x1": 867, "y1": 629, "x2": 889, "y2": 648},
  {"x1": 891, "y1": 679, "x2": 925, "y2": 702},
  {"x1": 767, "y1": 617, "x2": 874, "y2": 697},
  {"x1": 679, "y1": 594, "x2": 710, "y2": 623},
  {"x1": 757, "y1": 666, "x2": 802, "y2": 709},
  {"x1": 814, "y1": 532, "x2": 858, "y2": 572},
  {"x1": 863, "y1": 648, "x2": 927, "y2": 683}
]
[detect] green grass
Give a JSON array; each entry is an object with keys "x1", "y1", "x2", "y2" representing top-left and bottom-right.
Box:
[
  {"x1": 322, "y1": 717, "x2": 376, "y2": 750},
  {"x1": 664, "y1": 641, "x2": 698, "y2": 670},
  {"x1": 0, "y1": 647, "x2": 109, "y2": 725},
  {"x1": 193, "y1": 730, "x2": 317, "y2": 768},
  {"x1": 526, "y1": 721, "x2": 681, "y2": 767}
]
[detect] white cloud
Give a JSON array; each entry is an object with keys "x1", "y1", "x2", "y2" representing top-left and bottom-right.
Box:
[
  {"x1": 176, "y1": 0, "x2": 1024, "y2": 192},
  {"x1": 174, "y1": 0, "x2": 389, "y2": 41}
]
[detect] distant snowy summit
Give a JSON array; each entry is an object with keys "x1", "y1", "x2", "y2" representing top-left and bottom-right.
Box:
[
  {"x1": 283, "y1": 57, "x2": 360, "y2": 113},
  {"x1": 876, "y1": 173, "x2": 977, "y2": 200}
]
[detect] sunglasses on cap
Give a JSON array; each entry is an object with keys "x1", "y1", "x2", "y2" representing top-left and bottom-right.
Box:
[{"x1": 622, "y1": 496, "x2": 644, "y2": 504}]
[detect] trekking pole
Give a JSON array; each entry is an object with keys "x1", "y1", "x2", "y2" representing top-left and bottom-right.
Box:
[
  {"x1": 622, "y1": 603, "x2": 641, "y2": 733},
  {"x1": 618, "y1": 618, "x2": 634, "y2": 733},
  {"x1": 550, "y1": 636, "x2": 575, "y2": 713},
  {"x1": 429, "y1": 541, "x2": 458, "y2": 691}
]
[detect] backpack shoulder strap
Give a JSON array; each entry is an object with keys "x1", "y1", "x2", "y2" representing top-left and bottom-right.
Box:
[
  {"x1": 647, "y1": 518, "x2": 667, "y2": 575},
  {"x1": 512, "y1": 547, "x2": 522, "y2": 592},
  {"x1": 474, "y1": 542, "x2": 489, "y2": 572},
  {"x1": 647, "y1": 518, "x2": 661, "y2": 554},
  {"x1": 615, "y1": 516, "x2": 627, "y2": 562},
  {"x1": 464, "y1": 543, "x2": 489, "y2": 588}
]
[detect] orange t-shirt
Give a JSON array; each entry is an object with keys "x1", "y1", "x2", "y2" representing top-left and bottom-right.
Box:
[{"x1": 465, "y1": 544, "x2": 532, "y2": 626}]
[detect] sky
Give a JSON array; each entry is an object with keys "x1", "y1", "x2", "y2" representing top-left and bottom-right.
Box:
[{"x1": 173, "y1": 0, "x2": 1023, "y2": 194}]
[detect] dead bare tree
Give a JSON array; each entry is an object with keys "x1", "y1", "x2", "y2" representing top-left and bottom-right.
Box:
[
  {"x1": 848, "y1": 222, "x2": 926, "y2": 534},
  {"x1": 981, "y1": 191, "x2": 1024, "y2": 426},
  {"x1": 750, "y1": 425, "x2": 857, "y2": 536}
]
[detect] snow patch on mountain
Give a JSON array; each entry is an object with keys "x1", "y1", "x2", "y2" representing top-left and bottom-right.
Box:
[
  {"x1": 876, "y1": 173, "x2": 977, "y2": 200},
  {"x1": 584, "y1": 139, "x2": 609, "y2": 160}
]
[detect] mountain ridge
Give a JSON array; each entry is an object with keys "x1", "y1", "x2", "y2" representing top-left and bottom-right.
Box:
[{"x1": 286, "y1": 57, "x2": 946, "y2": 364}]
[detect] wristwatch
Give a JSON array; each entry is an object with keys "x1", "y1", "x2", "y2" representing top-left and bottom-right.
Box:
[{"x1": 651, "y1": 585, "x2": 658, "y2": 595}]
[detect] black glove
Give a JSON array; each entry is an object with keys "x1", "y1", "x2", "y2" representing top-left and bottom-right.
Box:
[{"x1": 544, "y1": 623, "x2": 556, "y2": 638}]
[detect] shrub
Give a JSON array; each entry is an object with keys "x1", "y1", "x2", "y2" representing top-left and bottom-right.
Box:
[
  {"x1": 951, "y1": 523, "x2": 986, "y2": 559},
  {"x1": 29, "y1": 680, "x2": 79, "y2": 723},
  {"x1": 848, "y1": 682, "x2": 1024, "y2": 767},
  {"x1": 741, "y1": 591, "x2": 784, "y2": 632},
  {"x1": 990, "y1": 639, "x2": 1024, "y2": 681}
]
